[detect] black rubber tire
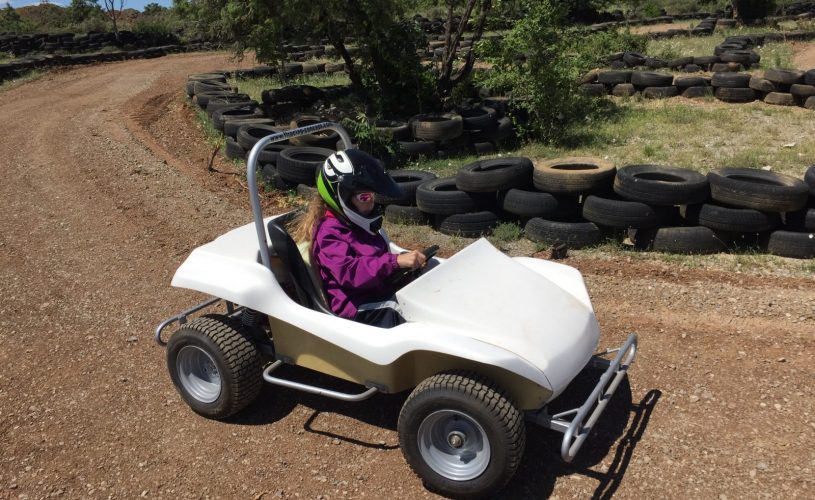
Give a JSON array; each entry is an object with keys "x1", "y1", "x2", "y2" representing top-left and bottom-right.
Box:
[
  {"x1": 642, "y1": 86, "x2": 679, "y2": 99},
  {"x1": 524, "y1": 217, "x2": 604, "y2": 248},
  {"x1": 237, "y1": 124, "x2": 285, "y2": 151},
  {"x1": 296, "y1": 183, "x2": 317, "y2": 198},
  {"x1": 806, "y1": 96, "x2": 815, "y2": 110},
  {"x1": 193, "y1": 81, "x2": 234, "y2": 95},
  {"x1": 637, "y1": 226, "x2": 727, "y2": 254},
  {"x1": 194, "y1": 91, "x2": 237, "y2": 109},
  {"x1": 612, "y1": 83, "x2": 637, "y2": 97},
  {"x1": 289, "y1": 115, "x2": 340, "y2": 148},
  {"x1": 582, "y1": 194, "x2": 670, "y2": 229},
  {"x1": 416, "y1": 177, "x2": 493, "y2": 215},
  {"x1": 223, "y1": 118, "x2": 275, "y2": 139},
  {"x1": 376, "y1": 170, "x2": 437, "y2": 206},
  {"x1": 598, "y1": 70, "x2": 632, "y2": 85},
  {"x1": 580, "y1": 83, "x2": 607, "y2": 97},
  {"x1": 715, "y1": 87, "x2": 757, "y2": 103},
  {"x1": 456, "y1": 157, "x2": 533, "y2": 193},
  {"x1": 764, "y1": 230, "x2": 815, "y2": 259},
  {"x1": 224, "y1": 136, "x2": 246, "y2": 160},
  {"x1": 622, "y1": 51, "x2": 647, "y2": 67},
  {"x1": 711, "y1": 72, "x2": 751, "y2": 88},
  {"x1": 806, "y1": 70, "x2": 815, "y2": 86},
  {"x1": 790, "y1": 84, "x2": 815, "y2": 99},
  {"x1": 398, "y1": 140, "x2": 437, "y2": 158},
  {"x1": 384, "y1": 204, "x2": 429, "y2": 225},
  {"x1": 166, "y1": 315, "x2": 262, "y2": 419},
  {"x1": 374, "y1": 119, "x2": 410, "y2": 140},
  {"x1": 682, "y1": 86, "x2": 713, "y2": 98},
  {"x1": 693, "y1": 55, "x2": 720, "y2": 67},
  {"x1": 398, "y1": 371, "x2": 525, "y2": 498},
  {"x1": 805, "y1": 165, "x2": 815, "y2": 196},
  {"x1": 673, "y1": 76, "x2": 707, "y2": 89},
  {"x1": 276, "y1": 147, "x2": 334, "y2": 185},
  {"x1": 749, "y1": 76, "x2": 777, "y2": 93},
  {"x1": 435, "y1": 211, "x2": 499, "y2": 237},
  {"x1": 459, "y1": 107, "x2": 497, "y2": 130},
  {"x1": 764, "y1": 92, "x2": 796, "y2": 106},
  {"x1": 205, "y1": 95, "x2": 254, "y2": 116},
  {"x1": 410, "y1": 113, "x2": 464, "y2": 141},
  {"x1": 212, "y1": 107, "x2": 263, "y2": 132},
  {"x1": 498, "y1": 189, "x2": 579, "y2": 219},
  {"x1": 784, "y1": 207, "x2": 815, "y2": 231},
  {"x1": 684, "y1": 203, "x2": 781, "y2": 232},
  {"x1": 614, "y1": 164, "x2": 709, "y2": 206},
  {"x1": 188, "y1": 73, "x2": 227, "y2": 84},
  {"x1": 532, "y1": 157, "x2": 616, "y2": 194},
  {"x1": 257, "y1": 144, "x2": 291, "y2": 166},
  {"x1": 631, "y1": 72, "x2": 674, "y2": 88},
  {"x1": 707, "y1": 168, "x2": 809, "y2": 212},
  {"x1": 763, "y1": 68, "x2": 804, "y2": 85}
]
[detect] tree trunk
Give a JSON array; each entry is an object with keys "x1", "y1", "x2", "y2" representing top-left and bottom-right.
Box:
[{"x1": 437, "y1": 0, "x2": 492, "y2": 99}]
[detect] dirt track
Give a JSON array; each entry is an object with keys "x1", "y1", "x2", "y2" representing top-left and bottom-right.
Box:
[{"x1": 0, "y1": 52, "x2": 813, "y2": 499}]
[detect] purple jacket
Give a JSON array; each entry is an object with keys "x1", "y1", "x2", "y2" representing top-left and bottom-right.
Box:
[{"x1": 312, "y1": 211, "x2": 399, "y2": 318}]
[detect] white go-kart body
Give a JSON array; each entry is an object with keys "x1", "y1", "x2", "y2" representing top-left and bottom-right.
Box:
[{"x1": 156, "y1": 122, "x2": 636, "y2": 496}]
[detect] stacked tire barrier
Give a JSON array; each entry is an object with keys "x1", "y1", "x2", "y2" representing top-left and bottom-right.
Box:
[
  {"x1": 0, "y1": 44, "x2": 212, "y2": 84},
  {"x1": 589, "y1": 13, "x2": 719, "y2": 34},
  {"x1": 0, "y1": 30, "x2": 182, "y2": 57},
  {"x1": 581, "y1": 67, "x2": 815, "y2": 110},
  {"x1": 378, "y1": 159, "x2": 815, "y2": 259}
]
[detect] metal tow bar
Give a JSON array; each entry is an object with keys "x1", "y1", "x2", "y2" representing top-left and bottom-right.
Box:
[{"x1": 528, "y1": 333, "x2": 638, "y2": 462}]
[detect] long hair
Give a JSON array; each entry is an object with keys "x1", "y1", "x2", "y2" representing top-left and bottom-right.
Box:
[{"x1": 288, "y1": 192, "x2": 329, "y2": 243}]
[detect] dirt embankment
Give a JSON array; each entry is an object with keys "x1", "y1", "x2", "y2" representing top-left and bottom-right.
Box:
[{"x1": 0, "y1": 53, "x2": 813, "y2": 499}]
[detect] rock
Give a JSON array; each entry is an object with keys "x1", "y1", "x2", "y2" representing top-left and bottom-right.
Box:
[
  {"x1": 126, "y1": 335, "x2": 138, "y2": 343},
  {"x1": 689, "y1": 395, "x2": 700, "y2": 403}
]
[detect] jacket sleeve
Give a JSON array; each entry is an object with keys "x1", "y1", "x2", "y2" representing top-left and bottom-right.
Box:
[{"x1": 316, "y1": 228, "x2": 400, "y2": 291}]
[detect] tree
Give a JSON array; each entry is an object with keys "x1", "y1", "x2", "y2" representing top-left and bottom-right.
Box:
[
  {"x1": 102, "y1": 0, "x2": 125, "y2": 41},
  {"x1": 194, "y1": 0, "x2": 495, "y2": 115},
  {"x1": 142, "y1": 3, "x2": 167, "y2": 15},
  {"x1": 68, "y1": 0, "x2": 102, "y2": 24}
]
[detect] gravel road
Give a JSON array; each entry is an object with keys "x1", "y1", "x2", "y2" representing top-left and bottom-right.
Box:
[{"x1": 0, "y1": 52, "x2": 813, "y2": 499}]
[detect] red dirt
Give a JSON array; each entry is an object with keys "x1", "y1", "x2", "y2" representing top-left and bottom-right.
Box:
[{"x1": 0, "y1": 52, "x2": 813, "y2": 499}]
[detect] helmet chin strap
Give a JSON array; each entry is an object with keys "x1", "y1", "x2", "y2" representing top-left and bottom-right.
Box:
[{"x1": 338, "y1": 195, "x2": 382, "y2": 235}]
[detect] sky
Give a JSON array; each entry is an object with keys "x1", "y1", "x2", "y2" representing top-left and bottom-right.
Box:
[{"x1": 8, "y1": 0, "x2": 175, "y2": 12}]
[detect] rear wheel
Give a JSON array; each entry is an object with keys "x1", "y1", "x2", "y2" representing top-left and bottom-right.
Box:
[
  {"x1": 398, "y1": 371, "x2": 525, "y2": 498},
  {"x1": 167, "y1": 314, "x2": 262, "y2": 419}
]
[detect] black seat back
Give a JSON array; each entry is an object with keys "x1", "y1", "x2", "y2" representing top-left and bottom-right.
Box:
[{"x1": 267, "y1": 218, "x2": 335, "y2": 316}]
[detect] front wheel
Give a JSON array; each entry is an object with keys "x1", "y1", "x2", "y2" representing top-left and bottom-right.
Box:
[
  {"x1": 397, "y1": 371, "x2": 526, "y2": 498},
  {"x1": 166, "y1": 314, "x2": 262, "y2": 419}
]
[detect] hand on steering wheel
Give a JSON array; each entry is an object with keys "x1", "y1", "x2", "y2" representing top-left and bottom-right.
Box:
[{"x1": 390, "y1": 245, "x2": 439, "y2": 287}]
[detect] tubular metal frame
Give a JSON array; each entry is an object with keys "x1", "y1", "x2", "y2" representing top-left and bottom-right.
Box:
[
  {"x1": 246, "y1": 122, "x2": 353, "y2": 271},
  {"x1": 526, "y1": 333, "x2": 638, "y2": 462}
]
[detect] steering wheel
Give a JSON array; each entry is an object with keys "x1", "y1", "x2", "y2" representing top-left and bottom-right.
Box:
[{"x1": 388, "y1": 245, "x2": 439, "y2": 287}]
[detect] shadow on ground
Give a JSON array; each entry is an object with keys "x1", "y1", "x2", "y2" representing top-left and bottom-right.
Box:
[{"x1": 227, "y1": 362, "x2": 660, "y2": 497}]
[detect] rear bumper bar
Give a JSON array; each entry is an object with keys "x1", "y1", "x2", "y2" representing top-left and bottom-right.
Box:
[{"x1": 527, "y1": 333, "x2": 638, "y2": 462}]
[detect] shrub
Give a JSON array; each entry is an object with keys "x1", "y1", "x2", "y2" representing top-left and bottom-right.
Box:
[
  {"x1": 478, "y1": 0, "x2": 645, "y2": 144},
  {"x1": 733, "y1": 0, "x2": 777, "y2": 23},
  {"x1": 341, "y1": 113, "x2": 404, "y2": 168}
]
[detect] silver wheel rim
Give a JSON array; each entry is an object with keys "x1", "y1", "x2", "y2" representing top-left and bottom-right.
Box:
[
  {"x1": 417, "y1": 409, "x2": 491, "y2": 481},
  {"x1": 177, "y1": 345, "x2": 221, "y2": 403}
]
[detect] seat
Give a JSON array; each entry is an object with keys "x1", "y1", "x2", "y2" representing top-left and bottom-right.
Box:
[{"x1": 267, "y1": 218, "x2": 335, "y2": 316}]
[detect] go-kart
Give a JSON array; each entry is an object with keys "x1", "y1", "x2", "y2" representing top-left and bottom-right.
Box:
[{"x1": 155, "y1": 123, "x2": 637, "y2": 497}]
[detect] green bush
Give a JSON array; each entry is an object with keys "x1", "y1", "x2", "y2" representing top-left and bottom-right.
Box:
[
  {"x1": 341, "y1": 113, "x2": 404, "y2": 168},
  {"x1": 478, "y1": 0, "x2": 646, "y2": 144},
  {"x1": 733, "y1": 0, "x2": 777, "y2": 23},
  {"x1": 1, "y1": 3, "x2": 35, "y2": 33}
]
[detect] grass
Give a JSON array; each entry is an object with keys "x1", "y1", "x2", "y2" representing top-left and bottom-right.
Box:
[
  {"x1": 508, "y1": 99, "x2": 815, "y2": 178},
  {"x1": 0, "y1": 69, "x2": 47, "y2": 92},
  {"x1": 229, "y1": 73, "x2": 352, "y2": 103}
]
